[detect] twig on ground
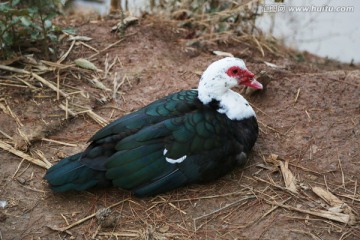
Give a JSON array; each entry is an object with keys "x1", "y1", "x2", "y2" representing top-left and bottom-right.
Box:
[
  {"x1": 42, "y1": 138, "x2": 78, "y2": 147},
  {"x1": 0, "y1": 140, "x2": 51, "y2": 169},
  {"x1": 290, "y1": 229, "x2": 321, "y2": 240},
  {"x1": 12, "y1": 159, "x2": 25, "y2": 178},
  {"x1": 289, "y1": 162, "x2": 321, "y2": 175},
  {"x1": 257, "y1": 120, "x2": 284, "y2": 136},
  {"x1": 152, "y1": 190, "x2": 250, "y2": 203},
  {"x1": 78, "y1": 41, "x2": 99, "y2": 53},
  {"x1": 253, "y1": 36, "x2": 265, "y2": 57},
  {"x1": 241, "y1": 197, "x2": 292, "y2": 228},
  {"x1": 294, "y1": 88, "x2": 300, "y2": 103},
  {"x1": 58, "y1": 39, "x2": 76, "y2": 64},
  {"x1": 48, "y1": 198, "x2": 130, "y2": 232},
  {"x1": 0, "y1": 65, "x2": 68, "y2": 98},
  {"x1": 193, "y1": 195, "x2": 255, "y2": 231},
  {"x1": 32, "y1": 149, "x2": 52, "y2": 168},
  {"x1": 352, "y1": 180, "x2": 357, "y2": 205},
  {"x1": 97, "y1": 231, "x2": 141, "y2": 238},
  {"x1": 88, "y1": 34, "x2": 136, "y2": 61},
  {"x1": 159, "y1": 196, "x2": 187, "y2": 215},
  {"x1": 60, "y1": 213, "x2": 70, "y2": 226},
  {"x1": 86, "y1": 110, "x2": 108, "y2": 127},
  {"x1": 56, "y1": 69, "x2": 60, "y2": 100},
  {"x1": 0, "y1": 100, "x2": 24, "y2": 127},
  {"x1": 337, "y1": 150, "x2": 346, "y2": 189},
  {"x1": 264, "y1": 198, "x2": 356, "y2": 225},
  {"x1": 0, "y1": 129, "x2": 13, "y2": 140}
]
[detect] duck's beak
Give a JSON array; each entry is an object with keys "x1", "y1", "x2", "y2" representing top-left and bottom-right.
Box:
[
  {"x1": 241, "y1": 78, "x2": 263, "y2": 89},
  {"x1": 238, "y1": 70, "x2": 263, "y2": 89}
]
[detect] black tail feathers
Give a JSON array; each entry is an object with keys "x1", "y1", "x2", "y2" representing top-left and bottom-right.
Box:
[{"x1": 44, "y1": 153, "x2": 111, "y2": 192}]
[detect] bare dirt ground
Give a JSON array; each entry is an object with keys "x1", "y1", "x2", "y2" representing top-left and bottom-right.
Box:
[{"x1": 0, "y1": 16, "x2": 359, "y2": 239}]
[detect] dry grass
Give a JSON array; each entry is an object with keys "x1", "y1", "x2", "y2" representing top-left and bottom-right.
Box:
[{"x1": 159, "y1": 0, "x2": 284, "y2": 59}]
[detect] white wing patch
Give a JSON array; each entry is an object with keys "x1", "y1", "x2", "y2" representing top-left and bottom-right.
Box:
[{"x1": 163, "y1": 148, "x2": 187, "y2": 164}]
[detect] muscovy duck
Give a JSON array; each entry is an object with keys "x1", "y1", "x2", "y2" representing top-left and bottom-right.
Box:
[{"x1": 45, "y1": 57, "x2": 263, "y2": 197}]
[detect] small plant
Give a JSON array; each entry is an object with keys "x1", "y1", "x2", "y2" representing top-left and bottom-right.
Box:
[
  {"x1": 0, "y1": 0, "x2": 62, "y2": 60},
  {"x1": 161, "y1": 0, "x2": 263, "y2": 47}
]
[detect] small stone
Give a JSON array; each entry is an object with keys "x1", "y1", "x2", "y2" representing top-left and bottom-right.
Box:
[
  {"x1": 0, "y1": 200, "x2": 7, "y2": 208},
  {"x1": 57, "y1": 151, "x2": 67, "y2": 159},
  {"x1": 159, "y1": 225, "x2": 169, "y2": 233},
  {"x1": 0, "y1": 211, "x2": 7, "y2": 222},
  {"x1": 17, "y1": 178, "x2": 26, "y2": 185},
  {"x1": 299, "y1": 182, "x2": 309, "y2": 190},
  {"x1": 96, "y1": 208, "x2": 118, "y2": 228}
]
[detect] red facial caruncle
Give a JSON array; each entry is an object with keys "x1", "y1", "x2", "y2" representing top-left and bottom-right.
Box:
[{"x1": 226, "y1": 66, "x2": 263, "y2": 90}]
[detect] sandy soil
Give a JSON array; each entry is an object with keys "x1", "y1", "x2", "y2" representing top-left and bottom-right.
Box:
[{"x1": 0, "y1": 16, "x2": 359, "y2": 239}]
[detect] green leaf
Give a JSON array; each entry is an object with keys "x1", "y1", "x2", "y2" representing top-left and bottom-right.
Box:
[
  {"x1": 11, "y1": 0, "x2": 21, "y2": 7},
  {"x1": 3, "y1": 32, "x2": 13, "y2": 46},
  {"x1": 47, "y1": 33, "x2": 57, "y2": 42},
  {"x1": 62, "y1": 28, "x2": 76, "y2": 35},
  {"x1": 10, "y1": 16, "x2": 21, "y2": 25},
  {"x1": 30, "y1": 31, "x2": 40, "y2": 41},
  {"x1": 44, "y1": 12, "x2": 57, "y2": 21},
  {"x1": 0, "y1": 0, "x2": 62, "y2": 60},
  {"x1": 30, "y1": 21, "x2": 43, "y2": 32},
  {"x1": 27, "y1": 6, "x2": 38, "y2": 15},
  {"x1": 6, "y1": 8, "x2": 29, "y2": 16},
  {"x1": 53, "y1": 25, "x2": 62, "y2": 32},
  {"x1": 20, "y1": 16, "x2": 32, "y2": 27},
  {"x1": 44, "y1": 19, "x2": 52, "y2": 29},
  {"x1": 0, "y1": 2, "x2": 11, "y2": 12}
]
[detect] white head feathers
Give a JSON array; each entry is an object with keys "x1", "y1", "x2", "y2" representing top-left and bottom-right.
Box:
[{"x1": 197, "y1": 57, "x2": 258, "y2": 120}]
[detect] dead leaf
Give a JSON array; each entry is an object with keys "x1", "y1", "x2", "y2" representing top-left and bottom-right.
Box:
[
  {"x1": 112, "y1": 16, "x2": 139, "y2": 32},
  {"x1": 264, "y1": 61, "x2": 285, "y2": 69},
  {"x1": 266, "y1": 153, "x2": 280, "y2": 166},
  {"x1": 74, "y1": 58, "x2": 98, "y2": 71},
  {"x1": 124, "y1": 16, "x2": 138, "y2": 25},
  {"x1": 159, "y1": 225, "x2": 169, "y2": 233},
  {"x1": 279, "y1": 160, "x2": 298, "y2": 193},
  {"x1": 312, "y1": 186, "x2": 354, "y2": 215},
  {"x1": 88, "y1": 77, "x2": 111, "y2": 91},
  {"x1": 213, "y1": 50, "x2": 234, "y2": 57},
  {"x1": 68, "y1": 36, "x2": 93, "y2": 41},
  {"x1": 267, "y1": 199, "x2": 357, "y2": 225},
  {"x1": 312, "y1": 186, "x2": 343, "y2": 206}
]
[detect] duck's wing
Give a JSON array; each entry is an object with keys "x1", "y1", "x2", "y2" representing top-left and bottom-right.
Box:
[
  {"x1": 104, "y1": 109, "x2": 245, "y2": 197},
  {"x1": 89, "y1": 90, "x2": 200, "y2": 142}
]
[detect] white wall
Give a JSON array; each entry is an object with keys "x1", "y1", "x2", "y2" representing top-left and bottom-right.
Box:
[{"x1": 256, "y1": 0, "x2": 360, "y2": 63}]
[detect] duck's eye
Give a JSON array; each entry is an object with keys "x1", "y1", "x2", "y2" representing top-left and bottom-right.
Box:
[{"x1": 226, "y1": 66, "x2": 242, "y2": 77}]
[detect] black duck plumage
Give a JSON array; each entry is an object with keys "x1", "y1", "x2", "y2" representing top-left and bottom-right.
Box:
[
  {"x1": 44, "y1": 90, "x2": 258, "y2": 197},
  {"x1": 45, "y1": 57, "x2": 262, "y2": 197}
]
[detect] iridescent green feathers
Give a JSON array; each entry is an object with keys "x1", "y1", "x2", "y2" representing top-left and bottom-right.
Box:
[
  {"x1": 45, "y1": 57, "x2": 261, "y2": 196},
  {"x1": 89, "y1": 90, "x2": 199, "y2": 142}
]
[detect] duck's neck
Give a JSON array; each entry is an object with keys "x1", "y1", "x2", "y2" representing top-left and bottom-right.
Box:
[
  {"x1": 197, "y1": 75, "x2": 229, "y2": 104},
  {"x1": 199, "y1": 88, "x2": 256, "y2": 121}
]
